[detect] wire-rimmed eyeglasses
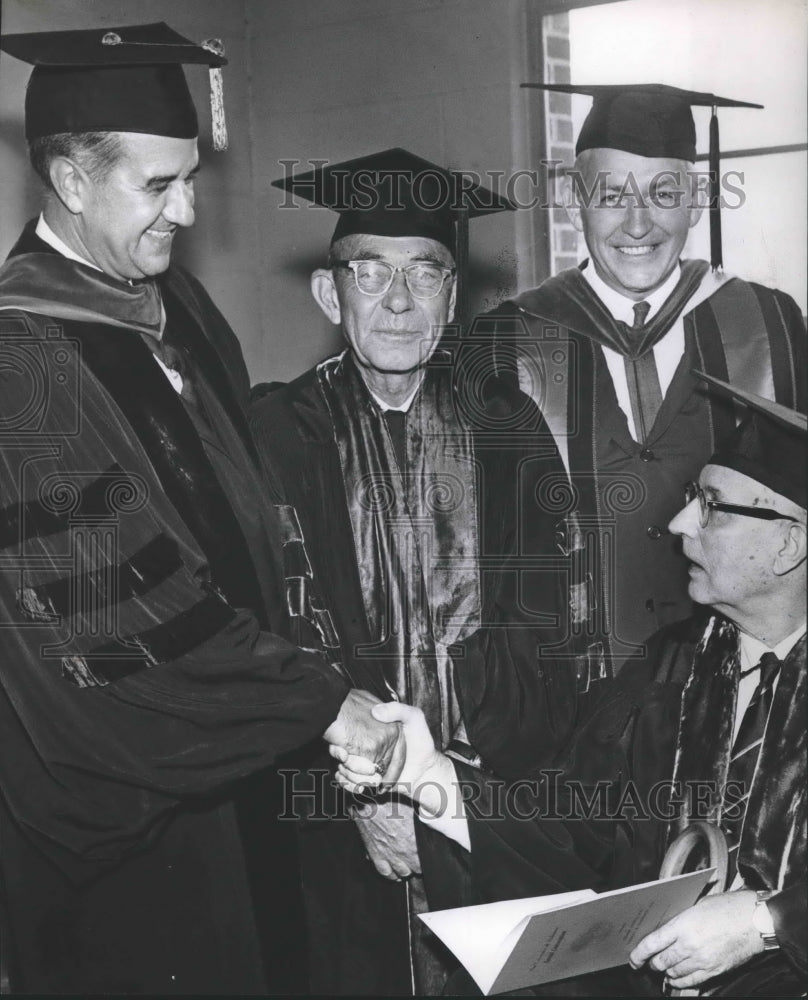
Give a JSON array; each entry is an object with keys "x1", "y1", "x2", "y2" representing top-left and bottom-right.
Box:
[
  {"x1": 684, "y1": 481, "x2": 799, "y2": 528},
  {"x1": 331, "y1": 259, "x2": 455, "y2": 299}
]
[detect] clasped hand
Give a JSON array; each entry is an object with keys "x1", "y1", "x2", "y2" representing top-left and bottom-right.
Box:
[
  {"x1": 352, "y1": 797, "x2": 421, "y2": 881},
  {"x1": 322, "y1": 689, "x2": 406, "y2": 778},
  {"x1": 324, "y1": 695, "x2": 442, "y2": 879},
  {"x1": 328, "y1": 700, "x2": 445, "y2": 801}
]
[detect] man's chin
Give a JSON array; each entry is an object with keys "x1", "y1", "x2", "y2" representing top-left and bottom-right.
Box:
[
  {"x1": 686, "y1": 576, "x2": 711, "y2": 606},
  {"x1": 136, "y1": 256, "x2": 173, "y2": 279},
  {"x1": 602, "y1": 257, "x2": 674, "y2": 296},
  {"x1": 362, "y1": 355, "x2": 429, "y2": 376},
  {"x1": 615, "y1": 272, "x2": 667, "y2": 296}
]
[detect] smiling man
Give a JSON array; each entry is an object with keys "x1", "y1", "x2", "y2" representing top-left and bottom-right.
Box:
[
  {"x1": 252, "y1": 149, "x2": 575, "y2": 995},
  {"x1": 483, "y1": 83, "x2": 805, "y2": 676},
  {"x1": 45, "y1": 131, "x2": 199, "y2": 280},
  {"x1": 0, "y1": 23, "x2": 403, "y2": 995}
]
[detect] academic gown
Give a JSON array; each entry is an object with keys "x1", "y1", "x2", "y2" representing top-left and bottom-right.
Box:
[
  {"x1": 0, "y1": 223, "x2": 348, "y2": 994},
  {"x1": 477, "y1": 262, "x2": 806, "y2": 673},
  {"x1": 448, "y1": 614, "x2": 806, "y2": 996},
  {"x1": 251, "y1": 348, "x2": 579, "y2": 995}
]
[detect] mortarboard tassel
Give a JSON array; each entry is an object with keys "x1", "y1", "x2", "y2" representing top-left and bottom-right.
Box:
[
  {"x1": 202, "y1": 39, "x2": 228, "y2": 151},
  {"x1": 709, "y1": 105, "x2": 722, "y2": 271},
  {"x1": 455, "y1": 206, "x2": 470, "y2": 332}
]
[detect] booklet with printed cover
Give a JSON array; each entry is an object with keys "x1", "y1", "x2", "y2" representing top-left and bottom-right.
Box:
[{"x1": 419, "y1": 869, "x2": 715, "y2": 995}]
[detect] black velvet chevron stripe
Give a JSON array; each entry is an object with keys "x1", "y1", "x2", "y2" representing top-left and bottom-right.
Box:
[
  {"x1": 60, "y1": 588, "x2": 237, "y2": 686},
  {"x1": 0, "y1": 463, "x2": 130, "y2": 549},
  {"x1": 691, "y1": 308, "x2": 736, "y2": 451},
  {"x1": 25, "y1": 534, "x2": 183, "y2": 617},
  {"x1": 754, "y1": 287, "x2": 801, "y2": 407}
]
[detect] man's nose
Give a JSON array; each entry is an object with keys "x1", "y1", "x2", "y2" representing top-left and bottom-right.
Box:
[
  {"x1": 163, "y1": 181, "x2": 196, "y2": 228},
  {"x1": 668, "y1": 497, "x2": 699, "y2": 537},
  {"x1": 622, "y1": 202, "x2": 653, "y2": 239},
  {"x1": 381, "y1": 269, "x2": 414, "y2": 312}
]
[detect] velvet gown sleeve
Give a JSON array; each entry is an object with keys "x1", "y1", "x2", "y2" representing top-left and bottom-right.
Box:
[
  {"x1": 769, "y1": 882, "x2": 807, "y2": 976},
  {"x1": 0, "y1": 332, "x2": 348, "y2": 873},
  {"x1": 452, "y1": 571, "x2": 578, "y2": 780},
  {"x1": 0, "y1": 583, "x2": 347, "y2": 873},
  {"x1": 424, "y1": 659, "x2": 680, "y2": 904},
  {"x1": 452, "y1": 376, "x2": 579, "y2": 779}
]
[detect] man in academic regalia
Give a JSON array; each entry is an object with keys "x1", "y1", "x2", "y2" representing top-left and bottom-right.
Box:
[
  {"x1": 337, "y1": 379, "x2": 806, "y2": 997},
  {"x1": 0, "y1": 23, "x2": 398, "y2": 995},
  {"x1": 251, "y1": 150, "x2": 577, "y2": 995},
  {"x1": 478, "y1": 84, "x2": 806, "y2": 675}
]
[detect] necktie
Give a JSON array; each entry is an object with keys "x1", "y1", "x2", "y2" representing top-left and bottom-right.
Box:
[
  {"x1": 722, "y1": 651, "x2": 781, "y2": 881},
  {"x1": 146, "y1": 334, "x2": 198, "y2": 407},
  {"x1": 383, "y1": 410, "x2": 407, "y2": 471},
  {"x1": 622, "y1": 301, "x2": 663, "y2": 442}
]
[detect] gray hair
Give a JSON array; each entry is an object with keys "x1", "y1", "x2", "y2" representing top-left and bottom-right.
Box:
[
  {"x1": 28, "y1": 132, "x2": 124, "y2": 190},
  {"x1": 326, "y1": 233, "x2": 455, "y2": 269}
]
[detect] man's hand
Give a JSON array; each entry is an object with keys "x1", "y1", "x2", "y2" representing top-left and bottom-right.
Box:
[
  {"x1": 331, "y1": 702, "x2": 443, "y2": 794},
  {"x1": 352, "y1": 798, "x2": 421, "y2": 881},
  {"x1": 323, "y1": 689, "x2": 403, "y2": 775},
  {"x1": 629, "y1": 890, "x2": 763, "y2": 990}
]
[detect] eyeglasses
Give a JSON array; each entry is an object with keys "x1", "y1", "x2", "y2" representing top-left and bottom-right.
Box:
[
  {"x1": 331, "y1": 259, "x2": 455, "y2": 299},
  {"x1": 684, "y1": 481, "x2": 799, "y2": 528}
]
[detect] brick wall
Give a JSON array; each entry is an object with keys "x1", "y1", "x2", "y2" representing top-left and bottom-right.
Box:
[{"x1": 542, "y1": 13, "x2": 580, "y2": 275}]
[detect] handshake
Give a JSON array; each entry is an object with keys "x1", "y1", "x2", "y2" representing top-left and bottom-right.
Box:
[{"x1": 323, "y1": 689, "x2": 451, "y2": 807}]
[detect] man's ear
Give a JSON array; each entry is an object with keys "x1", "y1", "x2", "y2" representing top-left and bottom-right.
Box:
[
  {"x1": 687, "y1": 200, "x2": 704, "y2": 230},
  {"x1": 563, "y1": 172, "x2": 584, "y2": 232},
  {"x1": 687, "y1": 171, "x2": 706, "y2": 229},
  {"x1": 773, "y1": 521, "x2": 807, "y2": 576},
  {"x1": 48, "y1": 156, "x2": 90, "y2": 215},
  {"x1": 310, "y1": 269, "x2": 342, "y2": 324},
  {"x1": 447, "y1": 275, "x2": 457, "y2": 324}
]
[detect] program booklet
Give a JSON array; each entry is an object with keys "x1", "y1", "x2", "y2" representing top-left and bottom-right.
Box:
[{"x1": 419, "y1": 868, "x2": 715, "y2": 995}]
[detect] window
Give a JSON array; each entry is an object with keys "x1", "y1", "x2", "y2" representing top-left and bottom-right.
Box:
[{"x1": 541, "y1": 0, "x2": 807, "y2": 313}]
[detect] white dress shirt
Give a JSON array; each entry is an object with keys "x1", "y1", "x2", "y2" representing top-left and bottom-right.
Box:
[
  {"x1": 36, "y1": 214, "x2": 101, "y2": 271},
  {"x1": 734, "y1": 623, "x2": 804, "y2": 743},
  {"x1": 368, "y1": 377, "x2": 423, "y2": 413},
  {"x1": 35, "y1": 215, "x2": 178, "y2": 391}
]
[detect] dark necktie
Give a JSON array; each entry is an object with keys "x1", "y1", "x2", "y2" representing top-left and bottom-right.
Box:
[
  {"x1": 722, "y1": 651, "x2": 781, "y2": 881},
  {"x1": 383, "y1": 410, "x2": 407, "y2": 471},
  {"x1": 622, "y1": 300, "x2": 663, "y2": 442},
  {"x1": 146, "y1": 334, "x2": 198, "y2": 407}
]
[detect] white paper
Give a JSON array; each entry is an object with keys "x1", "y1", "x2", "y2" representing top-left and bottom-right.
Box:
[
  {"x1": 420, "y1": 869, "x2": 715, "y2": 995},
  {"x1": 419, "y1": 889, "x2": 594, "y2": 995}
]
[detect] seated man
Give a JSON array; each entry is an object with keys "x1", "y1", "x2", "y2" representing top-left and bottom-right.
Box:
[
  {"x1": 252, "y1": 149, "x2": 576, "y2": 995},
  {"x1": 337, "y1": 378, "x2": 806, "y2": 996}
]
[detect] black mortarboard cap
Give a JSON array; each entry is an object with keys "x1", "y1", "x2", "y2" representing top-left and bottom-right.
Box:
[
  {"x1": 273, "y1": 148, "x2": 515, "y2": 325},
  {"x1": 0, "y1": 22, "x2": 229, "y2": 149},
  {"x1": 521, "y1": 84, "x2": 762, "y2": 160},
  {"x1": 521, "y1": 83, "x2": 763, "y2": 270},
  {"x1": 272, "y1": 147, "x2": 514, "y2": 254},
  {"x1": 696, "y1": 371, "x2": 807, "y2": 509}
]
